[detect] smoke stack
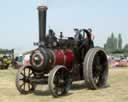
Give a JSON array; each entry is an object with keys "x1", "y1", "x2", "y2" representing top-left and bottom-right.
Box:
[{"x1": 37, "y1": 6, "x2": 48, "y2": 45}]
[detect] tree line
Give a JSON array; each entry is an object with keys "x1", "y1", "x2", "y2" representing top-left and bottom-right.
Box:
[
  {"x1": 0, "y1": 49, "x2": 14, "y2": 54},
  {"x1": 104, "y1": 33, "x2": 128, "y2": 54},
  {"x1": 104, "y1": 33, "x2": 122, "y2": 50}
]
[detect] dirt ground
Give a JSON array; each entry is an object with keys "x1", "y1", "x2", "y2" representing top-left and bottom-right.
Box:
[{"x1": 0, "y1": 67, "x2": 128, "y2": 102}]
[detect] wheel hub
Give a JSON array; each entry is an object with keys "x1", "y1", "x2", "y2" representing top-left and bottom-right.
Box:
[{"x1": 23, "y1": 77, "x2": 30, "y2": 83}]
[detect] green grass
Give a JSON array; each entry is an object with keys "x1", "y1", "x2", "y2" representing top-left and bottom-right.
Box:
[{"x1": 0, "y1": 67, "x2": 128, "y2": 102}]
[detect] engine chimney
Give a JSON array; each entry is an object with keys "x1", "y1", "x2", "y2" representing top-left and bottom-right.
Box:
[{"x1": 37, "y1": 6, "x2": 48, "y2": 46}]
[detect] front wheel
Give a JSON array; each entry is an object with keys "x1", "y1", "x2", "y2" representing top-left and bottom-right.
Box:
[
  {"x1": 16, "y1": 66, "x2": 35, "y2": 94},
  {"x1": 83, "y1": 48, "x2": 108, "y2": 89},
  {"x1": 48, "y1": 65, "x2": 71, "y2": 97}
]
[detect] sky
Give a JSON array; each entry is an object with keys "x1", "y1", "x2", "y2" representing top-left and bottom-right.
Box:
[{"x1": 0, "y1": 0, "x2": 128, "y2": 54}]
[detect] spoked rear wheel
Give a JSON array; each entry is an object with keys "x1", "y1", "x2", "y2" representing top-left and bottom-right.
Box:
[
  {"x1": 48, "y1": 65, "x2": 71, "y2": 97},
  {"x1": 16, "y1": 66, "x2": 35, "y2": 94},
  {"x1": 83, "y1": 48, "x2": 108, "y2": 89}
]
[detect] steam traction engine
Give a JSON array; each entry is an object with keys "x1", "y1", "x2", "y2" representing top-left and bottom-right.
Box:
[{"x1": 16, "y1": 6, "x2": 109, "y2": 97}]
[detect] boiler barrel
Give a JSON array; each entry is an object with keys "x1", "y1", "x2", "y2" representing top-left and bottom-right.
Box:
[{"x1": 30, "y1": 48, "x2": 74, "y2": 73}]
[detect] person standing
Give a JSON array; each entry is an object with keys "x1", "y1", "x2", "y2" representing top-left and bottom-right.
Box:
[{"x1": 87, "y1": 28, "x2": 95, "y2": 41}]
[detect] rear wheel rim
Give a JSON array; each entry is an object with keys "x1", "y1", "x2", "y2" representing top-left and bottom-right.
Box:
[
  {"x1": 83, "y1": 48, "x2": 108, "y2": 89},
  {"x1": 93, "y1": 54, "x2": 105, "y2": 86}
]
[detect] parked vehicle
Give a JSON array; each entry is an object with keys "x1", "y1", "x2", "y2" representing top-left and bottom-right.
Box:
[{"x1": 0, "y1": 56, "x2": 12, "y2": 69}]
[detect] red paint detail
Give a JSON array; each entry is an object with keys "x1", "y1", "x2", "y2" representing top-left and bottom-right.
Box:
[
  {"x1": 54, "y1": 49, "x2": 65, "y2": 65},
  {"x1": 41, "y1": 57, "x2": 44, "y2": 63},
  {"x1": 52, "y1": 49, "x2": 74, "y2": 69},
  {"x1": 65, "y1": 49, "x2": 74, "y2": 68}
]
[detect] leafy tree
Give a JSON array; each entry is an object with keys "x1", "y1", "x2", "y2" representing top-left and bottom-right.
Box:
[
  {"x1": 114, "y1": 38, "x2": 118, "y2": 49},
  {"x1": 118, "y1": 33, "x2": 122, "y2": 49},
  {"x1": 104, "y1": 32, "x2": 118, "y2": 50},
  {"x1": 123, "y1": 44, "x2": 128, "y2": 51},
  {"x1": 110, "y1": 32, "x2": 115, "y2": 49}
]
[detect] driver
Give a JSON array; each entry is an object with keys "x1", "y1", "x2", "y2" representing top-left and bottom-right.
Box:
[
  {"x1": 79, "y1": 28, "x2": 94, "y2": 55},
  {"x1": 46, "y1": 29, "x2": 58, "y2": 48},
  {"x1": 87, "y1": 28, "x2": 95, "y2": 41}
]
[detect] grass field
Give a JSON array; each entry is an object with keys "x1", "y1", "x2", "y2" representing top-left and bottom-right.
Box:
[{"x1": 0, "y1": 67, "x2": 128, "y2": 102}]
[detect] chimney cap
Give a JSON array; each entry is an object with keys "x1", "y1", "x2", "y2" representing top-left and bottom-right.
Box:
[{"x1": 38, "y1": 5, "x2": 48, "y2": 11}]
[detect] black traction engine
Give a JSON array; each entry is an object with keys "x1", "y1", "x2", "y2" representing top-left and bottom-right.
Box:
[{"x1": 16, "y1": 5, "x2": 109, "y2": 97}]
